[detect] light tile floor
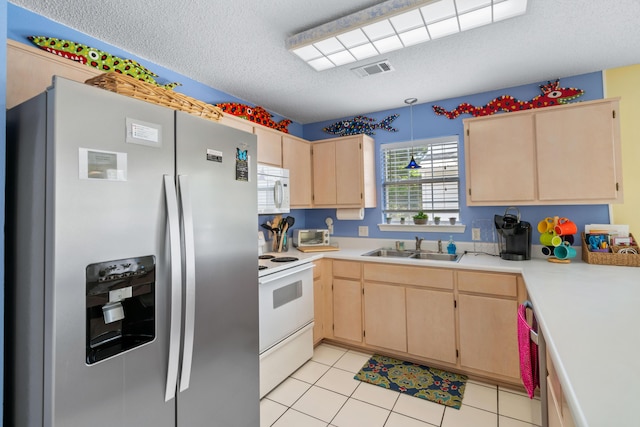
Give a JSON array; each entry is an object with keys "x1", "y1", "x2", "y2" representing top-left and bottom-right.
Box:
[{"x1": 261, "y1": 343, "x2": 541, "y2": 427}]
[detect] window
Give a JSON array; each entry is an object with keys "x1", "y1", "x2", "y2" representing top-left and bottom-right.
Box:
[{"x1": 381, "y1": 136, "x2": 460, "y2": 223}]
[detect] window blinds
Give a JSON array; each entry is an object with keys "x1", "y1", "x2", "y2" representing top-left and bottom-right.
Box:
[{"x1": 381, "y1": 138, "x2": 460, "y2": 217}]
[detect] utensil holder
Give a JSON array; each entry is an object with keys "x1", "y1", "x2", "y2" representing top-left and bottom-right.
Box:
[{"x1": 272, "y1": 231, "x2": 288, "y2": 252}]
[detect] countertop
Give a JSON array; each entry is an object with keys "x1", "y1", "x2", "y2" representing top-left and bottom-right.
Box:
[{"x1": 259, "y1": 237, "x2": 640, "y2": 426}]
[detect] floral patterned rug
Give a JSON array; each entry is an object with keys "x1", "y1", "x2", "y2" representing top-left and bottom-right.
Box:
[{"x1": 354, "y1": 354, "x2": 467, "y2": 409}]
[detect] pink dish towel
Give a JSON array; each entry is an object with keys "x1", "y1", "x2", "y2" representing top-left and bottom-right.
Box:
[{"x1": 517, "y1": 302, "x2": 539, "y2": 398}]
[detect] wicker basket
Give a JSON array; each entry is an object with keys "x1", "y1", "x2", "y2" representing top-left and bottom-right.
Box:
[
  {"x1": 85, "y1": 73, "x2": 223, "y2": 122},
  {"x1": 581, "y1": 232, "x2": 640, "y2": 267}
]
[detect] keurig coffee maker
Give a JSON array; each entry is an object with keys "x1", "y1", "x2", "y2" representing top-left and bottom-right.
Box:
[{"x1": 494, "y1": 207, "x2": 532, "y2": 260}]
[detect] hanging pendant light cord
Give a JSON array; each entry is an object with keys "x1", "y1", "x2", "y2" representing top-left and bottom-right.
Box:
[{"x1": 404, "y1": 98, "x2": 420, "y2": 169}]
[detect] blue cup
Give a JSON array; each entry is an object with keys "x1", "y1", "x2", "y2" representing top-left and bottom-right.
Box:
[{"x1": 554, "y1": 242, "x2": 577, "y2": 260}]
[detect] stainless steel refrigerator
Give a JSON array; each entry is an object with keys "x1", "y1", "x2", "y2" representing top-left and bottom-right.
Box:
[{"x1": 5, "y1": 77, "x2": 259, "y2": 426}]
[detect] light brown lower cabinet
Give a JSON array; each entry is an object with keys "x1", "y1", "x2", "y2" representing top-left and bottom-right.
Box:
[
  {"x1": 406, "y1": 287, "x2": 456, "y2": 364},
  {"x1": 331, "y1": 260, "x2": 363, "y2": 344},
  {"x1": 457, "y1": 270, "x2": 523, "y2": 383},
  {"x1": 547, "y1": 350, "x2": 577, "y2": 427},
  {"x1": 312, "y1": 260, "x2": 324, "y2": 345},
  {"x1": 363, "y1": 282, "x2": 407, "y2": 352},
  {"x1": 323, "y1": 260, "x2": 526, "y2": 387},
  {"x1": 457, "y1": 294, "x2": 519, "y2": 379},
  {"x1": 332, "y1": 278, "x2": 362, "y2": 343}
]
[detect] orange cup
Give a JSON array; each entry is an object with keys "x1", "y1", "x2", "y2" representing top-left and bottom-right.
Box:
[{"x1": 554, "y1": 218, "x2": 577, "y2": 236}]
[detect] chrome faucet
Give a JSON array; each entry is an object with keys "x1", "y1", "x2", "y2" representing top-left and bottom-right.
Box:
[
  {"x1": 415, "y1": 236, "x2": 423, "y2": 251},
  {"x1": 437, "y1": 239, "x2": 443, "y2": 253}
]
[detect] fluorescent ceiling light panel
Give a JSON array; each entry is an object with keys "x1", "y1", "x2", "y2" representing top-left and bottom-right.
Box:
[
  {"x1": 308, "y1": 57, "x2": 335, "y2": 71},
  {"x1": 362, "y1": 19, "x2": 396, "y2": 40},
  {"x1": 399, "y1": 26, "x2": 431, "y2": 46},
  {"x1": 349, "y1": 43, "x2": 380, "y2": 60},
  {"x1": 427, "y1": 17, "x2": 460, "y2": 39},
  {"x1": 390, "y1": 9, "x2": 425, "y2": 32},
  {"x1": 458, "y1": 6, "x2": 492, "y2": 31},
  {"x1": 292, "y1": 45, "x2": 322, "y2": 61},
  {"x1": 314, "y1": 37, "x2": 344, "y2": 55},
  {"x1": 337, "y1": 29, "x2": 369, "y2": 48},
  {"x1": 286, "y1": 0, "x2": 528, "y2": 71},
  {"x1": 421, "y1": 0, "x2": 456, "y2": 24},
  {"x1": 494, "y1": 0, "x2": 528, "y2": 21},
  {"x1": 328, "y1": 50, "x2": 357, "y2": 66},
  {"x1": 455, "y1": 0, "x2": 491, "y2": 13},
  {"x1": 373, "y1": 35, "x2": 404, "y2": 53}
]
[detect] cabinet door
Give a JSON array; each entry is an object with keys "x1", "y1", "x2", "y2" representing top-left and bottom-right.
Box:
[
  {"x1": 406, "y1": 288, "x2": 456, "y2": 364},
  {"x1": 335, "y1": 137, "x2": 363, "y2": 206},
  {"x1": 458, "y1": 294, "x2": 520, "y2": 380},
  {"x1": 255, "y1": 126, "x2": 282, "y2": 166},
  {"x1": 7, "y1": 40, "x2": 102, "y2": 109},
  {"x1": 282, "y1": 136, "x2": 313, "y2": 207},
  {"x1": 312, "y1": 141, "x2": 337, "y2": 206},
  {"x1": 363, "y1": 282, "x2": 406, "y2": 352},
  {"x1": 333, "y1": 278, "x2": 362, "y2": 343},
  {"x1": 465, "y1": 114, "x2": 536, "y2": 204},
  {"x1": 313, "y1": 264, "x2": 324, "y2": 344},
  {"x1": 219, "y1": 115, "x2": 254, "y2": 133},
  {"x1": 536, "y1": 101, "x2": 621, "y2": 202}
]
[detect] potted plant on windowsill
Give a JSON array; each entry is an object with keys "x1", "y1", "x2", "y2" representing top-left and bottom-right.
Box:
[
  {"x1": 413, "y1": 211, "x2": 428, "y2": 225},
  {"x1": 433, "y1": 216, "x2": 441, "y2": 225}
]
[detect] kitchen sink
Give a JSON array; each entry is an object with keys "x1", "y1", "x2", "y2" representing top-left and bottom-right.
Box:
[
  {"x1": 410, "y1": 252, "x2": 461, "y2": 262},
  {"x1": 361, "y1": 248, "x2": 462, "y2": 262},
  {"x1": 361, "y1": 249, "x2": 415, "y2": 258}
]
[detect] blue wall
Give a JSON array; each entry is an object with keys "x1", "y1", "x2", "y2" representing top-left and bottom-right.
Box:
[
  {"x1": 6, "y1": 4, "x2": 303, "y2": 138},
  {"x1": 6, "y1": 4, "x2": 612, "y2": 251},
  {"x1": 302, "y1": 73, "x2": 610, "y2": 243},
  {"x1": 1, "y1": 0, "x2": 7, "y2": 423}
]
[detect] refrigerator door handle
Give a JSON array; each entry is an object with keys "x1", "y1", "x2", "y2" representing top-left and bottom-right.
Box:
[
  {"x1": 164, "y1": 175, "x2": 183, "y2": 402},
  {"x1": 178, "y1": 175, "x2": 196, "y2": 392}
]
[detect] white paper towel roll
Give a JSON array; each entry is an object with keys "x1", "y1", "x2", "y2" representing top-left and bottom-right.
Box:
[{"x1": 336, "y1": 208, "x2": 364, "y2": 220}]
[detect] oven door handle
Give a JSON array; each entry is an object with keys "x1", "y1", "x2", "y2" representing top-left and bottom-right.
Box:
[{"x1": 258, "y1": 263, "x2": 314, "y2": 285}]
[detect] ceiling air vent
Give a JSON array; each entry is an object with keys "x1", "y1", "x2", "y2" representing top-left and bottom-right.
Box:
[{"x1": 351, "y1": 60, "x2": 394, "y2": 78}]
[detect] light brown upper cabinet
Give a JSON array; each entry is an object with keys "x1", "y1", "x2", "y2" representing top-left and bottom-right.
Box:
[
  {"x1": 218, "y1": 114, "x2": 254, "y2": 134},
  {"x1": 254, "y1": 126, "x2": 283, "y2": 167},
  {"x1": 7, "y1": 40, "x2": 102, "y2": 109},
  {"x1": 282, "y1": 135, "x2": 313, "y2": 208},
  {"x1": 311, "y1": 134, "x2": 377, "y2": 208},
  {"x1": 464, "y1": 98, "x2": 623, "y2": 206},
  {"x1": 219, "y1": 116, "x2": 313, "y2": 208}
]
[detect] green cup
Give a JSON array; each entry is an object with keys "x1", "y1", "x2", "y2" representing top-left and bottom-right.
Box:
[
  {"x1": 540, "y1": 231, "x2": 556, "y2": 246},
  {"x1": 551, "y1": 235, "x2": 563, "y2": 247}
]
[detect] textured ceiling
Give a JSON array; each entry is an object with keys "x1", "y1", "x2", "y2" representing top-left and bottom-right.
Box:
[{"x1": 10, "y1": 0, "x2": 640, "y2": 124}]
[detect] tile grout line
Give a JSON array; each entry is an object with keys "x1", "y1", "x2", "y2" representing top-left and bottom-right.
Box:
[{"x1": 302, "y1": 346, "x2": 539, "y2": 427}]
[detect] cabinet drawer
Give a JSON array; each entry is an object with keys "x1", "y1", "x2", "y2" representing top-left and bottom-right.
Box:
[
  {"x1": 457, "y1": 271, "x2": 517, "y2": 297},
  {"x1": 363, "y1": 263, "x2": 453, "y2": 290},
  {"x1": 333, "y1": 260, "x2": 361, "y2": 279},
  {"x1": 313, "y1": 260, "x2": 322, "y2": 279}
]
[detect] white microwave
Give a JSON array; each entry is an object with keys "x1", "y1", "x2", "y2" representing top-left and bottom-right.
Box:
[{"x1": 257, "y1": 164, "x2": 290, "y2": 214}]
